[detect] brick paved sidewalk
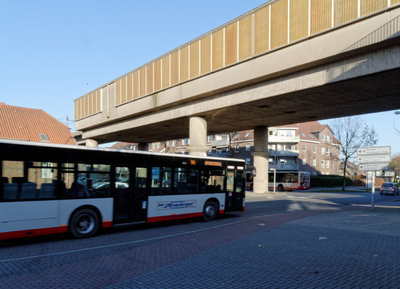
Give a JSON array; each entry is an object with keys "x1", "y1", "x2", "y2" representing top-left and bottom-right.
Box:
[
  {"x1": 108, "y1": 206, "x2": 400, "y2": 289},
  {"x1": 1, "y1": 202, "x2": 399, "y2": 289}
]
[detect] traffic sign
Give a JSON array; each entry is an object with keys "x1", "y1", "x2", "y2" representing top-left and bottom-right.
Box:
[
  {"x1": 357, "y1": 146, "x2": 391, "y2": 155},
  {"x1": 357, "y1": 155, "x2": 391, "y2": 164},
  {"x1": 359, "y1": 163, "x2": 388, "y2": 171},
  {"x1": 384, "y1": 171, "x2": 395, "y2": 177}
]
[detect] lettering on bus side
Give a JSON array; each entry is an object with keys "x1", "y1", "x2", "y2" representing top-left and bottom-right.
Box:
[{"x1": 157, "y1": 200, "x2": 197, "y2": 210}]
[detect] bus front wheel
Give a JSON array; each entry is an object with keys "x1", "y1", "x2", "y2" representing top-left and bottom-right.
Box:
[
  {"x1": 203, "y1": 200, "x2": 218, "y2": 222},
  {"x1": 69, "y1": 208, "x2": 99, "y2": 238},
  {"x1": 278, "y1": 184, "x2": 284, "y2": 192}
]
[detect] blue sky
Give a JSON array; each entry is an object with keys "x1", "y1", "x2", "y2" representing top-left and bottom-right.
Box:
[{"x1": 0, "y1": 0, "x2": 399, "y2": 155}]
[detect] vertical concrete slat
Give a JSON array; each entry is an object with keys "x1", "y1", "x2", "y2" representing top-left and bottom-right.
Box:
[
  {"x1": 270, "y1": 0, "x2": 288, "y2": 49},
  {"x1": 154, "y1": 59, "x2": 161, "y2": 92},
  {"x1": 121, "y1": 76, "x2": 127, "y2": 104},
  {"x1": 225, "y1": 22, "x2": 237, "y2": 66},
  {"x1": 180, "y1": 46, "x2": 189, "y2": 82},
  {"x1": 334, "y1": 0, "x2": 358, "y2": 26},
  {"x1": 290, "y1": 0, "x2": 309, "y2": 42},
  {"x1": 139, "y1": 68, "x2": 146, "y2": 97},
  {"x1": 254, "y1": 6, "x2": 269, "y2": 55},
  {"x1": 239, "y1": 14, "x2": 253, "y2": 60},
  {"x1": 360, "y1": 0, "x2": 387, "y2": 16},
  {"x1": 162, "y1": 55, "x2": 170, "y2": 89},
  {"x1": 310, "y1": 0, "x2": 332, "y2": 34},
  {"x1": 116, "y1": 79, "x2": 121, "y2": 106},
  {"x1": 171, "y1": 51, "x2": 179, "y2": 86},
  {"x1": 201, "y1": 35, "x2": 211, "y2": 75},
  {"x1": 133, "y1": 71, "x2": 139, "y2": 99},
  {"x1": 127, "y1": 73, "x2": 133, "y2": 101},
  {"x1": 212, "y1": 29, "x2": 224, "y2": 70},
  {"x1": 146, "y1": 63, "x2": 154, "y2": 95},
  {"x1": 190, "y1": 41, "x2": 200, "y2": 79}
]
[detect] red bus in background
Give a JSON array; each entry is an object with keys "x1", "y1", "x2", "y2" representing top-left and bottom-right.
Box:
[{"x1": 246, "y1": 171, "x2": 311, "y2": 192}]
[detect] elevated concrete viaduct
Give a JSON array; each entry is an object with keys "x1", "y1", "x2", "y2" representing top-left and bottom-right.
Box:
[{"x1": 75, "y1": 1, "x2": 400, "y2": 193}]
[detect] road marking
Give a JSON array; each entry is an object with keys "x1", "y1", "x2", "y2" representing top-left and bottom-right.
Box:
[{"x1": 0, "y1": 216, "x2": 259, "y2": 263}]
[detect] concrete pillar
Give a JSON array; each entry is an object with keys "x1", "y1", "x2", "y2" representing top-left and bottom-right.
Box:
[
  {"x1": 138, "y1": 143, "x2": 149, "y2": 151},
  {"x1": 187, "y1": 117, "x2": 208, "y2": 157},
  {"x1": 252, "y1": 127, "x2": 269, "y2": 194},
  {"x1": 85, "y1": 139, "x2": 98, "y2": 147}
]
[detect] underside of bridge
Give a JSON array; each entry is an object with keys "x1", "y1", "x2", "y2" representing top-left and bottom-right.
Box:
[{"x1": 92, "y1": 66, "x2": 400, "y2": 144}]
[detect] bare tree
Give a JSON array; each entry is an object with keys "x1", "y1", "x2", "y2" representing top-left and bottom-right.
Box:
[
  {"x1": 389, "y1": 155, "x2": 400, "y2": 183},
  {"x1": 331, "y1": 116, "x2": 378, "y2": 190}
]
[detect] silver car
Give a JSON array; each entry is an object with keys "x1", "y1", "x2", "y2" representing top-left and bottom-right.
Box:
[{"x1": 380, "y1": 182, "x2": 400, "y2": 196}]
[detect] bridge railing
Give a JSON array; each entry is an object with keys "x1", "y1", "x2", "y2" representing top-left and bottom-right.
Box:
[{"x1": 74, "y1": 0, "x2": 400, "y2": 121}]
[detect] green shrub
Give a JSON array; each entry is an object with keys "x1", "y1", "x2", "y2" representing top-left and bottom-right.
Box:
[{"x1": 311, "y1": 175, "x2": 352, "y2": 187}]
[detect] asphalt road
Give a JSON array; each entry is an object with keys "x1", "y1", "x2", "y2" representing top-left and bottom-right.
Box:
[{"x1": 0, "y1": 191, "x2": 398, "y2": 288}]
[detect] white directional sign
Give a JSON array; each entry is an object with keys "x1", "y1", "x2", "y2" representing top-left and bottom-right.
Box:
[
  {"x1": 357, "y1": 146, "x2": 391, "y2": 172},
  {"x1": 357, "y1": 155, "x2": 391, "y2": 163},
  {"x1": 357, "y1": 146, "x2": 391, "y2": 156},
  {"x1": 359, "y1": 163, "x2": 388, "y2": 171}
]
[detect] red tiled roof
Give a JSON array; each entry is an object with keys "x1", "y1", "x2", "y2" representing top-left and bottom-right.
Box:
[{"x1": 0, "y1": 102, "x2": 77, "y2": 145}]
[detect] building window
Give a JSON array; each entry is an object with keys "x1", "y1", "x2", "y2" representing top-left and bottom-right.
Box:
[
  {"x1": 246, "y1": 145, "x2": 251, "y2": 151},
  {"x1": 302, "y1": 145, "x2": 306, "y2": 151},
  {"x1": 302, "y1": 158, "x2": 306, "y2": 165},
  {"x1": 207, "y1": 135, "x2": 214, "y2": 142},
  {"x1": 312, "y1": 159, "x2": 316, "y2": 167},
  {"x1": 313, "y1": 146, "x2": 316, "y2": 153},
  {"x1": 235, "y1": 146, "x2": 240, "y2": 153},
  {"x1": 182, "y1": 138, "x2": 189, "y2": 145},
  {"x1": 327, "y1": 160, "x2": 330, "y2": 169},
  {"x1": 326, "y1": 135, "x2": 330, "y2": 143},
  {"x1": 321, "y1": 147, "x2": 325, "y2": 155},
  {"x1": 321, "y1": 134, "x2": 325, "y2": 142},
  {"x1": 39, "y1": 133, "x2": 50, "y2": 142},
  {"x1": 321, "y1": 160, "x2": 325, "y2": 168},
  {"x1": 245, "y1": 132, "x2": 251, "y2": 138},
  {"x1": 326, "y1": 147, "x2": 330, "y2": 154}
]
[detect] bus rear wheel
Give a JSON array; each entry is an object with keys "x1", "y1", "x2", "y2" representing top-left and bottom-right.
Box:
[
  {"x1": 278, "y1": 184, "x2": 284, "y2": 192},
  {"x1": 69, "y1": 208, "x2": 99, "y2": 238},
  {"x1": 203, "y1": 200, "x2": 218, "y2": 222}
]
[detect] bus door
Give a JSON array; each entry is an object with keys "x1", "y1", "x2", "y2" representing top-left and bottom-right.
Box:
[
  {"x1": 225, "y1": 169, "x2": 244, "y2": 212},
  {"x1": 114, "y1": 166, "x2": 148, "y2": 223}
]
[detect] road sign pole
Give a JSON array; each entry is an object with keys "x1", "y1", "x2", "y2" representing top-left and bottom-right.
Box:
[{"x1": 371, "y1": 171, "x2": 375, "y2": 211}]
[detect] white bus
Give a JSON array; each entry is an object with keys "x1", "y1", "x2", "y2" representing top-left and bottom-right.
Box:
[
  {"x1": 0, "y1": 140, "x2": 245, "y2": 240},
  {"x1": 246, "y1": 171, "x2": 311, "y2": 192}
]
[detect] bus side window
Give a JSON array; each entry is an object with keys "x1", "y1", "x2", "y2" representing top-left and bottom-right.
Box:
[
  {"x1": 136, "y1": 167, "x2": 147, "y2": 189},
  {"x1": 151, "y1": 167, "x2": 171, "y2": 195},
  {"x1": 174, "y1": 168, "x2": 198, "y2": 194},
  {"x1": 2, "y1": 160, "x2": 24, "y2": 200},
  {"x1": 200, "y1": 169, "x2": 224, "y2": 193},
  {"x1": 236, "y1": 171, "x2": 244, "y2": 193}
]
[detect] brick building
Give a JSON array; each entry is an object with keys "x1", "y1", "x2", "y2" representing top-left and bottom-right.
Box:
[{"x1": 114, "y1": 121, "x2": 340, "y2": 176}]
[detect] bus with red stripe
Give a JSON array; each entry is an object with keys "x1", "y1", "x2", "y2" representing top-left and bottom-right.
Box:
[{"x1": 0, "y1": 140, "x2": 245, "y2": 240}]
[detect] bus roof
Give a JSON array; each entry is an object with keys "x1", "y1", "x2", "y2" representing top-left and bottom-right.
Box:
[{"x1": 0, "y1": 138, "x2": 245, "y2": 164}]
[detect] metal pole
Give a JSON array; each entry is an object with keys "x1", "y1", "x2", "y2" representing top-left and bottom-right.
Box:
[
  {"x1": 371, "y1": 171, "x2": 376, "y2": 210},
  {"x1": 273, "y1": 168, "x2": 276, "y2": 193}
]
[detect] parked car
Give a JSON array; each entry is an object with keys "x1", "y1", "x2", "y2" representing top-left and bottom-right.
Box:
[{"x1": 380, "y1": 182, "x2": 400, "y2": 196}]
